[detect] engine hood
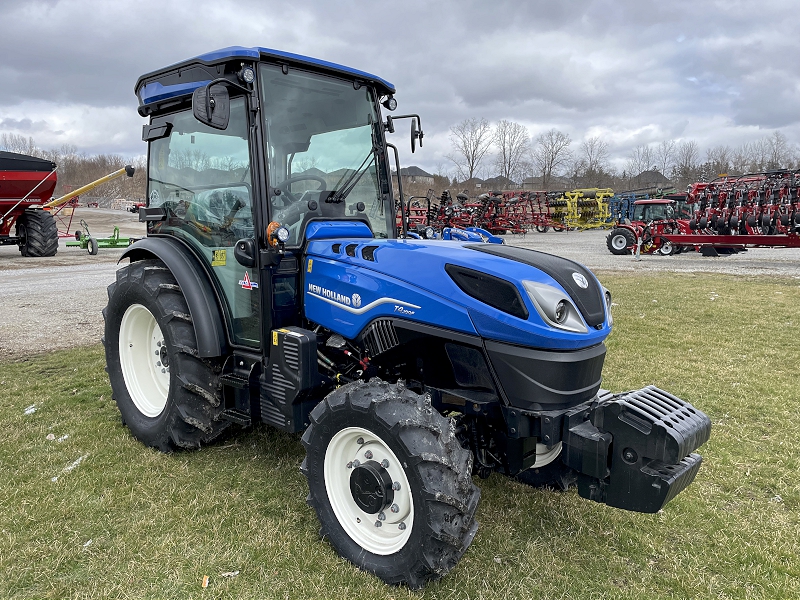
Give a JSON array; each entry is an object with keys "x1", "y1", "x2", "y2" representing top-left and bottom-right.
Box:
[{"x1": 304, "y1": 237, "x2": 611, "y2": 350}]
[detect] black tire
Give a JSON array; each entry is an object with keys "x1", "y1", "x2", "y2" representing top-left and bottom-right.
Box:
[
  {"x1": 536, "y1": 225, "x2": 549, "y2": 233},
  {"x1": 16, "y1": 209, "x2": 58, "y2": 257},
  {"x1": 87, "y1": 236, "x2": 99, "y2": 255},
  {"x1": 657, "y1": 239, "x2": 674, "y2": 256},
  {"x1": 103, "y1": 259, "x2": 230, "y2": 451},
  {"x1": 301, "y1": 379, "x2": 480, "y2": 589},
  {"x1": 606, "y1": 227, "x2": 634, "y2": 255}
]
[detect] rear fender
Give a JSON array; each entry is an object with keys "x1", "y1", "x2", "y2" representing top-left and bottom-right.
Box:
[{"x1": 120, "y1": 236, "x2": 228, "y2": 357}]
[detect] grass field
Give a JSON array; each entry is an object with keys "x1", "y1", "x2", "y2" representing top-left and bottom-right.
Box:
[{"x1": 1, "y1": 272, "x2": 798, "y2": 599}]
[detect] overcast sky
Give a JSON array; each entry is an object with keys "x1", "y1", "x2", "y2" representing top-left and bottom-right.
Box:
[{"x1": 1, "y1": 0, "x2": 798, "y2": 176}]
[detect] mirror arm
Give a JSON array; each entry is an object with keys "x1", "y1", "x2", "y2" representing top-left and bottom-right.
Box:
[
  {"x1": 204, "y1": 77, "x2": 253, "y2": 95},
  {"x1": 387, "y1": 143, "x2": 406, "y2": 238}
]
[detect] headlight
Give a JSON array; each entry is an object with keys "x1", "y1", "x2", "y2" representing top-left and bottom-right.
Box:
[
  {"x1": 523, "y1": 280, "x2": 588, "y2": 333},
  {"x1": 424, "y1": 226, "x2": 435, "y2": 239},
  {"x1": 603, "y1": 287, "x2": 613, "y2": 326}
]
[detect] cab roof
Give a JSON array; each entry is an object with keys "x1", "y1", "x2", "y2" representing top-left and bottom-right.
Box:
[{"x1": 135, "y1": 46, "x2": 395, "y2": 110}]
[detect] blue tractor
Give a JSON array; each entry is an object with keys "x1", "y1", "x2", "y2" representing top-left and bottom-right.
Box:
[{"x1": 104, "y1": 47, "x2": 711, "y2": 588}]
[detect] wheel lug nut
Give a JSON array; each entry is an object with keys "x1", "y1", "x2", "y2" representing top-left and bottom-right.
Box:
[
  {"x1": 157, "y1": 341, "x2": 161, "y2": 347},
  {"x1": 381, "y1": 459, "x2": 389, "y2": 468},
  {"x1": 392, "y1": 482, "x2": 401, "y2": 491},
  {"x1": 156, "y1": 361, "x2": 161, "y2": 367},
  {"x1": 155, "y1": 351, "x2": 160, "y2": 356},
  {"x1": 374, "y1": 520, "x2": 382, "y2": 528},
  {"x1": 364, "y1": 450, "x2": 373, "y2": 459},
  {"x1": 346, "y1": 461, "x2": 353, "y2": 469},
  {"x1": 357, "y1": 437, "x2": 364, "y2": 445},
  {"x1": 378, "y1": 512, "x2": 386, "y2": 521},
  {"x1": 352, "y1": 459, "x2": 360, "y2": 468},
  {"x1": 390, "y1": 504, "x2": 399, "y2": 513},
  {"x1": 161, "y1": 368, "x2": 166, "y2": 373},
  {"x1": 398, "y1": 522, "x2": 406, "y2": 531}
]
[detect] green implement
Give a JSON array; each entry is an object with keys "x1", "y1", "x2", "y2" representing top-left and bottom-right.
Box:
[{"x1": 65, "y1": 219, "x2": 137, "y2": 255}]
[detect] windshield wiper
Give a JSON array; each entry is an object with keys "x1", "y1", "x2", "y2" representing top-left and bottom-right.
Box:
[{"x1": 328, "y1": 148, "x2": 375, "y2": 204}]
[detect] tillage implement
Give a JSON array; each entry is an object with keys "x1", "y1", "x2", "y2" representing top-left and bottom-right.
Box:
[{"x1": 104, "y1": 46, "x2": 711, "y2": 588}]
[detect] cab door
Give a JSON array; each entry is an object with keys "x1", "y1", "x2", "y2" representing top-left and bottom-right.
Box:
[{"x1": 145, "y1": 96, "x2": 261, "y2": 348}]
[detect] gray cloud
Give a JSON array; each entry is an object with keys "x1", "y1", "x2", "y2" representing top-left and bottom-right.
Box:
[{"x1": 0, "y1": 0, "x2": 797, "y2": 172}]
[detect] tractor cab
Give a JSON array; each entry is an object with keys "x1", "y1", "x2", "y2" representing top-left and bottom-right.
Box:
[
  {"x1": 134, "y1": 47, "x2": 415, "y2": 350},
  {"x1": 631, "y1": 199, "x2": 675, "y2": 223}
]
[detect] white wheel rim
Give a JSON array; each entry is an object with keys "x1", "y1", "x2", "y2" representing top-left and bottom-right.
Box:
[
  {"x1": 119, "y1": 303, "x2": 170, "y2": 418},
  {"x1": 324, "y1": 426, "x2": 414, "y2": 555},
  {"x1": 532, "y1": 441, "x2": 562, "y2": 468},
  {"x1": 612, "y1": 234, "x2": 627, "y2": 250},
  {"x1": 660, "y1": 242, "x2": 672, "y2": 255}
]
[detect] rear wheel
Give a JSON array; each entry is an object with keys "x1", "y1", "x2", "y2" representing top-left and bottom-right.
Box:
[
  {"x1": 536, "y1": 225, "x2": 549, "y2": 233},
  {"x1": 302, "y1": 380, "x2": 480, "y2": 588},
  {"x1": 607, "y1": 228, "x2": 634, "y2": 255},
  {"x1": 16, "y1": 209, "x2": 58, "y2": 257},
  {"x1": 87, "y1": 236, "x2": 99, "y2": 255},
  {"x1": 657, "y1": 240, "x2": 674, "y2": 256},
  {"x1": 103, "y1": 258, "x2": 230, "y2": 451}
]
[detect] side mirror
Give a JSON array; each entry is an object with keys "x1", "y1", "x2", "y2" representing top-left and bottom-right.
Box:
[
  {"x1": 234, "y1": 238, "x2": 255, "y2": 268},
  {"x1": 192, "y1": 84, "x2": 230, "y2": 130},
  {"x1": 411, "y1": 118, "x2": 418, "y2": 153}
]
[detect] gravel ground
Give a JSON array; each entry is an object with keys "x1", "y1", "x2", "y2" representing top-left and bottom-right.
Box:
[{"x1": 2, "y1": 213, "x2": 799, "y2": 358}]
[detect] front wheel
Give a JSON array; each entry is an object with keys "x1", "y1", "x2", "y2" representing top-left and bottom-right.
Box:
[
  {"x1": 103, "y1": 259, "x2": 230, "y2": 451},
  {"x1": 301, "y1": 380, "x2": 480, "y2": 588},
  {"x1": 607, "y1": 228, "x2": 634, "y2": 255},
  {"x1": 657, "y1": 239, "x2": 674, "y2": 256},
  {"x1": 513, "y1": 442, "x2": 576, "y2": 490}
]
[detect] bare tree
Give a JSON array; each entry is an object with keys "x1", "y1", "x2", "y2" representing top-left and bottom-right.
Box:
[
  {"x1": 0, "y1": 133, "x2": 37, "y2": 155},
  {"x1": 625, "y1": 145, "x2": 654, "y2": 186},
  {"x1": 655, "y1": 140, "x2": 676, "y2": 178},
  {"x1": 493, "y1": 120, "x2": 530, "y2": 183},
  {"x1": 705, "y1": 145, "x2": 732, "y2": 177},
  {"x1": 731, "y1": 143, "x2": 753, "y2": 174},
  {"x1": 446, "y1": 118, "x2": 494, "y2": 182},
  {"x1": 578, "y1": 136, "x2": 610, "y2": 186},
  {"x1": 581, "y1": 137, "x2": 608, "y2": 171},
  {"x1": 531, "y1": 129, "x2": 572, "y2": 190},
  {"x1": 766, "y1": 131, "x2": 793, "y2": 169},
  {"x1": 673, "y1": 140, "x2": 700, "y2": 188}
]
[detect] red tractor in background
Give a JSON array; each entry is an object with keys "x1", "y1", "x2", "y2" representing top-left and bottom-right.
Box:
[{"x1": 606, "y1": 196, "x2": 693, "y2": 256}]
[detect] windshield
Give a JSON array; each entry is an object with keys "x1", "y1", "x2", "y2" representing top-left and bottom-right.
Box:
[
  {"x1": 632, "y1": 203, "x2": 674, "y2": 222},
  {"x1": 259, "y1": 63, "x2": 391, "y2": 244}
]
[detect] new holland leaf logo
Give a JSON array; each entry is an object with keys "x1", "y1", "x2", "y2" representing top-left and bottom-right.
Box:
[{"x1": 239, "y1": 271, "x2": 258, "y2": 290}]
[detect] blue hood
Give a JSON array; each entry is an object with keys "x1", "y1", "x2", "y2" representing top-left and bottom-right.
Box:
[{"x1": 303, "y1": 238, "x2": 611, "y2": 351}]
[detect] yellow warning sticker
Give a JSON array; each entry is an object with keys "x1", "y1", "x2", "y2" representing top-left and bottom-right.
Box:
[
  {"x1": 272, "y1": 331, "x2": 278, "y2": 346},
  {"x1": 307, "y1": 259, "x2": 313, "y2": 273},
  {"x1": 211, "y1": 249, "x2": 227, "y2": 267}
]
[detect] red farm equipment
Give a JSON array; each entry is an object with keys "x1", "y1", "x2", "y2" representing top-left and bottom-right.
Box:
[
  {"x1": 0, "y1": 151, "x2": 59, "y2": 256},
  {"x1": 606, "y1": 197, "x2": 692, "y2": 256},
  {"x1": 606, "y1": 169, "x2": 800, "y2": 256},
  {"x1": 0, "y1": 151, "x2": 135, "y2": 257}
]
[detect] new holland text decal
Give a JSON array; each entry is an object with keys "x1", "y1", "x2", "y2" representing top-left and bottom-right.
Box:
[{"x1": 307, "y1": 283, "x2": 420, "y2": 315}]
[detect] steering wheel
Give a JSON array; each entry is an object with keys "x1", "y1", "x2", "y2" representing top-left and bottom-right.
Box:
[{"x1": 275, "y1": 175, "x2": 327, "y2": 203}]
